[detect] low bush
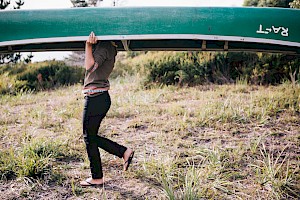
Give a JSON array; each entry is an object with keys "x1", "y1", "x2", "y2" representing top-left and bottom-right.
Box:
[
  {"x1": 144, "y1": 52, "x2": 210, "y2": 86},
  {"x1": 0, "y1": 61, "x2": 84, "y2": 95},
  {"x1": 16, "y1": 61, "x2": 84, "y2": 91},
  {"x1": 119, "y1": 51, "x2": 300, "y2": 86}
]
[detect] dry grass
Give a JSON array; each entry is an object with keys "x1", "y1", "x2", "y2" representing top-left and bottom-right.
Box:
[{"x1": 0, "y1": 76, "x2": 299, "y2": 199}]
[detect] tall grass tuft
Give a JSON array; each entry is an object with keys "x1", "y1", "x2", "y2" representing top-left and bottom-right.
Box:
[
  {"x1": 0, "y1": 138, "x2": 82, "y2": 180},
  {"x1": 179, "y1": 161, "x2": 202, "y2": 200},
  {"x1": 250, "y1": 143, "x2": 299, "y2": 199},
  {"x1": 17, "y1": 149, "x2": 52, "y2": 178},
  {"x1": 160, "y1": 166, "x2": 176, "y2": 200},
  {"x1": 0, "y1": 148, "x2": 17, "y2": 180}
]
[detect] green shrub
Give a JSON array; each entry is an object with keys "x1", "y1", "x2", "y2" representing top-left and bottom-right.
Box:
[
  {"x1": 0, "y1": 61, "x2": 84, "y2": 95},
  {"x1": 17, "y1": 61, "x2": 84, "y2": 91},
  {"x1": 134, "y1": 52, "x2": 300, "y2": 86},
  {"x1": 144, "y1": 52, "x2": 211, "y2": 86},
  {"x1": 111, "y1": 51, "x2": 149, "y2": 78}
]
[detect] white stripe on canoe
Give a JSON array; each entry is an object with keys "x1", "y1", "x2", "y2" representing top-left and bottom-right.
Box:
[{"x1": 0, "y1": 34, "x2": 299, "y2": 48}]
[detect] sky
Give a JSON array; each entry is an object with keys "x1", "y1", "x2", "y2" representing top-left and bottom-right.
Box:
[
  {"x1": 16, "y1": 0, "x2": 244, "y2": 62},
  {"x1": 21, "y1": 0, "x2": 244, "y2": 9}
]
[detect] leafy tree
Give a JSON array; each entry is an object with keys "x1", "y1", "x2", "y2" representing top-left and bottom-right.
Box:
[
  {"x1": 70, "y1": 0, "x2": 125, "y2": 7},
  {"x1": 243, "y1": 0, "x2": 260, "y2": 6},
  {"x1": 0, "y1": 0, "x2": 10, "y2": 9},
  {"x1": 243, "y1": 0, "x2": 293, "y2": 7},
  {"x1": 70, "y1": 0, "x2": 103, "y2": 7},
  {"x1": 290, "y1": 0, "x2": 300, "y2": 8},
  {"x1": 13, "y1": 0, "x2": 24, "y2": 9},
  {"x1": 0, "y1": 53, "x2": 33, "y2": 65},
  {"x1": 70, "y1": 0, "x2": 88, "y2": 7},
  {"x1": 0, "y1": 0, "x2": 33, "y2": 65}
]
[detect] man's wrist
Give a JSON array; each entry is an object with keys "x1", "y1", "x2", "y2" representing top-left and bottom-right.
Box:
[{"x1": 85, "y1": 42, "x2": 93, "y2": 47}]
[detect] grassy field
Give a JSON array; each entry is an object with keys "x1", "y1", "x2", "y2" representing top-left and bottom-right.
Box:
[{"x1": 0, "y1": 76, "x2": 299, "y2": 200}]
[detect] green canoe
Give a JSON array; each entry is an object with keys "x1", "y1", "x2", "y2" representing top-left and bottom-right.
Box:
[{"x1": 0, "y1": 7, "x2": 299, "y2": 54}]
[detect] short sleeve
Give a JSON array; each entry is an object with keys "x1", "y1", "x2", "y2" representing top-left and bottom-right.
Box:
[{"x1": 93, "y1": 44, "x2": 108, "y2": 67}]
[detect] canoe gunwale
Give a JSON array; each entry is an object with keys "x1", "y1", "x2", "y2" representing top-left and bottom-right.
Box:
[{"x1": 0, "y1": 34, "x2": 299, "y2": 54}]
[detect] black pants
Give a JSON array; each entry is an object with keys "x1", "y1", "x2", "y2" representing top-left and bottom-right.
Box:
[{"x1": 82, "y1": 91, "x2": 127, "y2": 179}]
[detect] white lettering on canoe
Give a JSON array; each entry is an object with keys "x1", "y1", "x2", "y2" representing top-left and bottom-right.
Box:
[
  {"x1": 256, "y1": 24, "x2": 289, "y2": 37},
  {"x1": 281, "y1": 27, "x2": 289, "y2": 37}
]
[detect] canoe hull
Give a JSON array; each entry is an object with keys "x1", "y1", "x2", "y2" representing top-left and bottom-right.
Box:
[{"x1": 1, "y1": 7, "x2": 299, "y2": 54}]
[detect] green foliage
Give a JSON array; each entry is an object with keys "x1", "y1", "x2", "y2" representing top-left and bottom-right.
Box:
[
  {"x1": 139, "y1": 137, "x2": 299, "y2": 199},
  {"x1": 243, "y1": 0, "x2": 293, "y2": 7},
  {"x1": 0, "y1": 61, "x2": 84, "y2": 94},
  {"x1": 139, "y1": 52, "x2": 300, "y2": 86},
  {"x1": 0, "y1": 145, "x2": 51, "y2": 180},
  {"x1": 0, "y1": 139, "x2": 80, "y2": 180},
  {"x1": 290, "y1": 0, "x2": 300, "y2": 8},
  {"x1": 126, "y1": 51, "x2": 147, "y2": 58},
  {"x1": 144, "y1": 52, "x2": 210, "y2": 86},
  {"x1": 245, "y1": 54, "x2": 300, "y2": 85},
  {"x1": 16, "y1": 148, "x2": 52, "y2": 179},
  {"x1": 71, "y1": 0, "x2": 89, "y2": 7},
  {"x1": 250, "y1": 143, "x2": 299, "y2": 198},
  {"x1": 243, "y1": 0, "x2": 260, "y2": 6},
  {"x1": 0, "y1": 149, "x2": 17, "y2": 180},
  {"x1": 17, "y1": 61, "x2": 84, "y2": 90},
  {"x1": 111, "y1": 52, "x2": 149, "y2": 79}
]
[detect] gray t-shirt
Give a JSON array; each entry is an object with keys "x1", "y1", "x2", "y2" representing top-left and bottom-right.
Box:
[{"x1": 83, "y1": 41, "x2": 117, "y2": 92}]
